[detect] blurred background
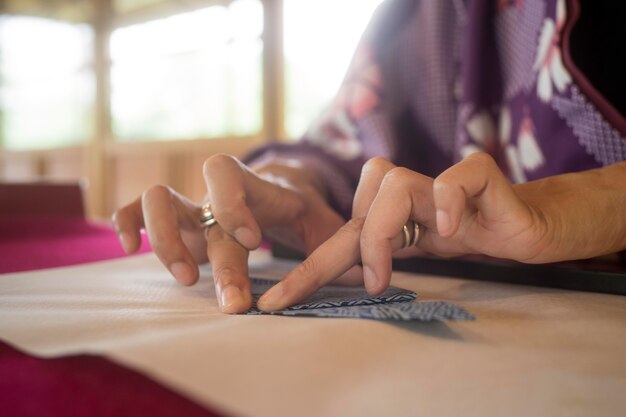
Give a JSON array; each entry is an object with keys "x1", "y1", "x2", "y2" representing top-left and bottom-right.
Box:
[{"x1": 0, "y1": 0, "x2": 383, "y2": 218}]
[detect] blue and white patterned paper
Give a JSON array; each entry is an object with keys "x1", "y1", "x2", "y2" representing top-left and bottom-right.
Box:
[{"x1": 245, "y1": 278, "x2": 474, "y2": 321}]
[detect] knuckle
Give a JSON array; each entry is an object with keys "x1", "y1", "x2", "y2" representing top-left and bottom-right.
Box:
[
  {"x1": 433, "y1": 176, "x2": 453, "y2": 193},
  {"x1": 142, "y1": 184, "x2": 170, "y2": 204},
  {"x1": 382, "y1": 167, "x2": 413, "y2": 188},
  {"x1": 467, "y1": 152, "x2": 496, "y2": 170},
  {"x1": 361, "y1": 157, "x2": 393, "y2": 178},
  {"x1": 203, "y1": 153, "x2": 237, "y2": 176},
  {"x1": 112, "y1": 204, "x2": 134, "y2": 223}
]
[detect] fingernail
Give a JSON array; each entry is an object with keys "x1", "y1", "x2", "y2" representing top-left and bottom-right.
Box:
[
  {"x1": 118, "y1": 232, "x2": 133, "y2": 253},
  {"x1": 436, "y1": 209, "x2": 452, "y2": 236},
  {"x1": 234, "y1": 227, "x2": 257, "y2": 248},
  {"x1": 170, "y1": 262, "x2": 194, "y2": 285},
  {"x1": 257, "y1": 283, "x2": 284, "y2": 311},
  {"x1": 363, "y1": 265, "x2": 377, "y2": 293},
  {"x1": 220, "y1": 285, "x2": 244, "y2": 313}
]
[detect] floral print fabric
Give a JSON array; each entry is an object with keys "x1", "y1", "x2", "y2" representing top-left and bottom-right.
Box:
[{"x1": 246, "y1": 0, "x2": 626, "y2": 219}]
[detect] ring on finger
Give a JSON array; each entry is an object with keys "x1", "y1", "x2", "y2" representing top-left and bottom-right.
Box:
[
  {"x1": 409, "y1": 221, "x2": 421, "y2": 247},
  {"x1": 401, "y1": 223, "x2": 411, "y2": 249},
  {"x1": 401, "y1": 221, "x2": 422, "y2": 249},
  {"x1": 199, "y1": 203, "x2": 218, "y2": 228}
]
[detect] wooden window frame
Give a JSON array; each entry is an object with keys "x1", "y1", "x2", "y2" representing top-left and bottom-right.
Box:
[{"x1": 0, "y1": 0, "x2": 285, "y2": 218}]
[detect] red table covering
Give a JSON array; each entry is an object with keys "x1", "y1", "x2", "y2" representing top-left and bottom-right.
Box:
[{"x1": 0, "y1": 216, "x2": 226, "y2": 417}]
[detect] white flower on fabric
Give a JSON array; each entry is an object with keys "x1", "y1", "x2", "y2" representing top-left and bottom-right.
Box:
[
  {"x1": 533, "y1": 0, "x2": 572, "y2": 102},
  {"x1": 460, "y1": 107, "x2": 543, "y2": 184},
  {"x1": 517, "y1": 114, "x2": 545, "y2": 171},
  {"x1": 499, "y1": 108, "x2": 526, "y2": 184},
  {"x1": 305, "y1": 109, "x2": 363, "y2": 160},
  {"x1": 303, "y1": 45, "x2": 382, "y2": 161},
  {"x1": 461, "y1": 110, "x2": 498, "y2": 158}
]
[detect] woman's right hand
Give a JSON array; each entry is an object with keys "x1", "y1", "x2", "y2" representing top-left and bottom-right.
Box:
[{"x1": 112, "y1": 153, "x2": 347, "y2": 314}]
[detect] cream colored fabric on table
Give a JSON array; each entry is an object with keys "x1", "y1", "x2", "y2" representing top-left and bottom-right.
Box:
[{"x1": 1, "y1": 253, "x2": 625, "y2": 417}]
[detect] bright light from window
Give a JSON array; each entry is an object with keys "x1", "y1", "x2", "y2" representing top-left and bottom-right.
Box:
[
  {"x1": 0, "y1": 16, "x2": 93, "y2": 150},
  {"x1": 284, "y1": 0, "x2": 384, "y2": 138},
  {"x1": 110, "y1": 0, "x2": 263, "y2": 141}
]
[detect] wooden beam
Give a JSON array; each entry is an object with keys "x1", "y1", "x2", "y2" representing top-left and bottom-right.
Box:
[
  {"x1": 262, "y1": 0, "x2": 285, "y2": 141},
  {"x1": 86, "y1": 0, "x2": 113, "y2": 219}
]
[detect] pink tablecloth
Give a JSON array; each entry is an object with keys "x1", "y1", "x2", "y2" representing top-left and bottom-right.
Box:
[
  {"x1": 0, "y1": 216, "x2": 152, "y2": 273},
  {"x1": 0, "y1": 216, "x2": 226, "y2": 417}
]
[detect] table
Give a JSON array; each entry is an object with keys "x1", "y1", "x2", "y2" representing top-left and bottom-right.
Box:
[
  {"x1": 0, "y1": 216, "x2": 225, "y2": 417},
  {"x1": 2, "y1": 216, "x2": 625, "y2": 417}
]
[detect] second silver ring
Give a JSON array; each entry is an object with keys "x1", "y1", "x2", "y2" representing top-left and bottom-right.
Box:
[
  {"x1": 199, "y1": 203, "x2": 218, "y2": 228},
  {"x1": 401, "y1": 221, "x2": 421, "y2": 249}
]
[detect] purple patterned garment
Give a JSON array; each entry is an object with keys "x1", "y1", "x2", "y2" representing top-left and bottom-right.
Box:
[{"x1": 247, "y1": 0, "x2": 626, "y2": 219}]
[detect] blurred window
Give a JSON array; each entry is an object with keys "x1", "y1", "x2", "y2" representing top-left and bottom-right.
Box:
[
  {"x1": 283, "y1": 0, "x2": 384, "y2": 139},
  {"x1": 110, "y1": 0, "x2": 263, "y2": 141},
  {"x1": 0, "y1": 16, "x2": 94, "y2": 150}
]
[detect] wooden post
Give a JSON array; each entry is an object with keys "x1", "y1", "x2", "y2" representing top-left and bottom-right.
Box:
[
  {"x1": 262, "y1": 0, "x2": 285, "y2": 141},
  {"x1": 87, "y1": 0, "x2": 113, "y2": 219}
]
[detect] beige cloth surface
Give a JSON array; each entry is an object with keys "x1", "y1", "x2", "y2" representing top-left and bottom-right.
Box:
[{"x1": 1, "y1": 253, "x2": 625, "y2": 417}]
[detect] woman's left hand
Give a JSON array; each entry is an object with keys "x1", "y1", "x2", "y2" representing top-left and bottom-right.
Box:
[{"x1": 258, "y1": 152, "x2": 553, "y2": 310}]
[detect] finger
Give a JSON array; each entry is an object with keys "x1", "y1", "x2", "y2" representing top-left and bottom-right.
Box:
[
  {"x1": 257, "y1": 217, "x2": 364, "y2": 311},
  {"x1": 361, "y1": 167, "x2": 437, "y2": 295},
  {"x1": 203, "y1": 154, "x2": 263, "y2": 250},
  {"x1": 323, "y1": 158, "x2": 394, "y2": 287},
  {"x1": 255, "y1": 161, "x2": 349, "y2": 258},
  {"x1": 112, "y1": 196, "x2": 144, "y2": 254},
  {"x1": 433, "y1": 152, "x2": 522, "y2": 237},
  {"x1": 142, "y1": 185, "x2": 199, "y2": 286},
  {"x1": 333, "y1": 265, "x2": 364, "y2": 286},
  {"x1": 300, "y1": 201, "x2": 348, "y2": 256},
  {"x1": 205, "y1": 225, "x2": 252, "y2": 314},
  {"x1": 352, "y1": 157, "x2": 396, "y2": 218}
]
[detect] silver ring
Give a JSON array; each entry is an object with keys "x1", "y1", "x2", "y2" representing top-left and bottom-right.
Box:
[
  {"x1": 409, "y1": 221, "x2": 421, "y2": 247},
  {"x1": 401, "y1": 223, "x2": 411, "y2": 249},
  {"x1": 401, "y1": 221, "x2": 421, "y2": 249},
  {"x1": 199, "y1": 203, "x2": 218, "y2": 228}
]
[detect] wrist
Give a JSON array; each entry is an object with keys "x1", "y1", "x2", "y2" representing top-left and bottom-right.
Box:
[{"x1": 513, "y1": 163, "x2": 626, "y2": 263}]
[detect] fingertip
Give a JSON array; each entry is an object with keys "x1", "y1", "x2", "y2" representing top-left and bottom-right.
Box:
[
  {"x1": 234, "y1": 226, "x2": 261, "y2": 250},
  {"x1": 363, "y1": 265, "x2": 376, "y2": 292},
  {"x1": 219, "y1": 285, "x2": 252, "y2": 314},
  {"x1": 433, "y1": 179, "x2": 464, "y2": 237},
  {"x1": 118, "y1": 232, "x2": 138, "y2": 254},
  {"x1": 257, "y1": 282, "x2": 285, "y2": 311},
  {"x1": 363, "y1": 265, "x2": 387, "y2": 295},
  {"x1": 436, "y1": 209, "x2": 454, "y2": 237},
  {"x1": 170, "y1": 261, "x2": 198, "y2": 286}
]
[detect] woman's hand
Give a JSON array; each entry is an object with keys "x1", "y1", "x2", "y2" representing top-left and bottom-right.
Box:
[
  {"x1": 112, "y1": 153, "x2": 347, "y2": 314},
  {"x1": 260, "y1": 153, "x2": 626, "y2": 311}
]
